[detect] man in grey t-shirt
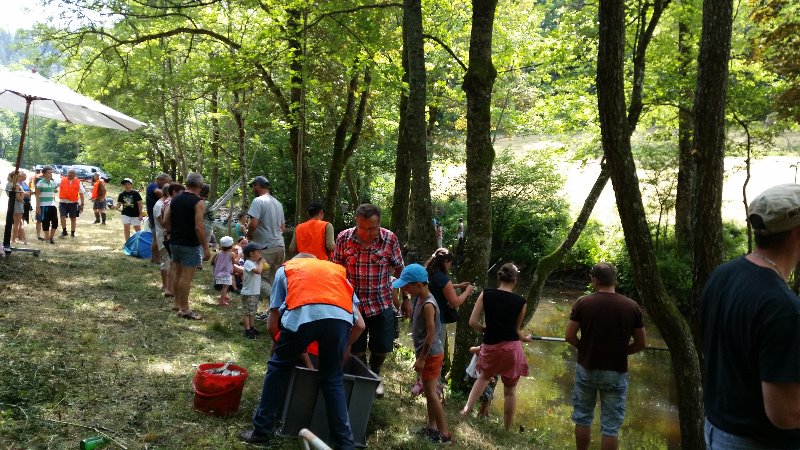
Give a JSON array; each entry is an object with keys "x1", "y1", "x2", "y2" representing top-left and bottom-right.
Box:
[{"x1": 246, "y1": 176, "x2": 285, "y2": 299}]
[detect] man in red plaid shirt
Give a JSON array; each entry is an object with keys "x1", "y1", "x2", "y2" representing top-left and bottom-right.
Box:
[{"x1": 333, "y1": 203, "x2": 405, "y2": 397}]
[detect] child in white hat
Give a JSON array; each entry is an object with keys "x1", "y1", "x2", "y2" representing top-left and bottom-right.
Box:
[{"x1": 213, "y1": 235, "x2": 235, "y2": 306}]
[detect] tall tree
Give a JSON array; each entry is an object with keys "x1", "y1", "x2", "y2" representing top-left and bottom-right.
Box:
[
  {"x1": 391, "y1": 45, "x2": 412, "y2": 244},
  {"x1": 674, "y1": 3, "x2": 696, "y2": 251},
  {"x1": 523, "y1": 0, "x2": 667, "y2": 323},
  {"x1": 404, "y1": 0, "x2": 437, "y2": 261},
  {"x1": 451, "y1": 0, "x2": 499, "y2": 392},
  {"x1": 689, "y1": 0, "x2": 734, "y2": 345},
  {"x1": 597, "y1": 0, "x2": 704, "y2": 447},
  {"x1": 323, "y1": 66, "x2": 372, "y2": 222}
]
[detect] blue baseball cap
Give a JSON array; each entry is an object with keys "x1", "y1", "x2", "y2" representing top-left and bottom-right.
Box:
[{"x1": 392, "y1": 264, "x2": 428, "y2": 288}]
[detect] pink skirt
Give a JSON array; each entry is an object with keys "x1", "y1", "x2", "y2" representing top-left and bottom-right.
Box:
[{"x1": 477, "y1": 340, "x2": 529, "y2": 386}]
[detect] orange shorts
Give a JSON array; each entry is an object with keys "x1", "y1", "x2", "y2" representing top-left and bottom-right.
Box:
[{"x1": 419, "y1": 354, "x2": 444, "y2": 381}]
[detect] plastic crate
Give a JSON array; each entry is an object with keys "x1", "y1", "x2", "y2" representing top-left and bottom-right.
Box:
[{"x1": 278, "y1": 355, "x2": 379, "y2": 447}]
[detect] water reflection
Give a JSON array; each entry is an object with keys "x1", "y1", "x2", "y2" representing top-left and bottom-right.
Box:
[{"x1": 454, "y1": 289, "x2": 680, "y2": 449}]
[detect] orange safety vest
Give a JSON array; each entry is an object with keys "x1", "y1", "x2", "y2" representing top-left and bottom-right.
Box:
[
  {"x1": 295, "y1": 219, "x2": 330, "y2": 260},
  {"x1": 284, "y1": 258, "x2": 354, "y2": 313},
  {"x1": 91, "y1": 179, "x2": 106, "y2": 200},
  {"x1": 59, "y1": 178, "x2": 81, "y2": 202}
]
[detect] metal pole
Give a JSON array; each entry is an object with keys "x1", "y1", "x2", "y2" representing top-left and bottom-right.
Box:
[
  {"x1": 3, "y1": 97, "x2": 31, "y2": 252},
  {"x1": 298, "y1": 428, "x2": 332, "y2": 450}
]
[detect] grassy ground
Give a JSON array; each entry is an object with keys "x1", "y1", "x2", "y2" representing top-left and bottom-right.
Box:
[{"x1": 0, "y1": 205, "x2": 539, "y2": 449}]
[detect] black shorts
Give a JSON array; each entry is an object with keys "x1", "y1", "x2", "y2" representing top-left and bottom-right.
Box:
[
  {"x1": 40, "y1": 205, "x2": 58, "y2": 230},
  {"x1": 351, "y1": 307, "x2": 396, "y2": 355},
  {"x1": 59, "y1": 202, "x2": 80, "y2": 218}
]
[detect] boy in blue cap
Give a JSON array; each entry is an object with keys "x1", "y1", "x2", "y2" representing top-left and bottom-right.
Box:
[{"x1": 393, "y1": 264, "x2": 452, "y2": 445}]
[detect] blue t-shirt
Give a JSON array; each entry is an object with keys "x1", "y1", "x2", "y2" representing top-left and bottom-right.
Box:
[{"x1": 145, "y1": 182, "x2": 159, "y2": 227}]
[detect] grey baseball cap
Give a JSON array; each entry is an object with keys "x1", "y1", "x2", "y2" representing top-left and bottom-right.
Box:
[
  {"x1": 249, "y1": 176, "x2": 270, "y2": 187},
  {"x1": 748, "y1": 184, "x2": 800, "y2": 235}
]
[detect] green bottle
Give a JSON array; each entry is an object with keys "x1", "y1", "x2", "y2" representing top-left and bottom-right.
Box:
[{"x1": 79, "y1": 436, "x2": 110, "y2": 450}]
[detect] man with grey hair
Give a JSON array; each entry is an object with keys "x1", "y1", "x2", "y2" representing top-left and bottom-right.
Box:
[
  {"x1": 58, "y1": 168, "x2": 85, "y2": 238},
  {"x1": 164, "y1": 172, "x2": 210, "y2": 320},
  {"x1": 246, "y1": 175, "x2": 285, "y2": 301},
  {"x1": 333, "y1": 203, "x2": 404, "y2": 397},
  {"x1": 702, "y1": 184, "x2": 800, "y2": 449}
]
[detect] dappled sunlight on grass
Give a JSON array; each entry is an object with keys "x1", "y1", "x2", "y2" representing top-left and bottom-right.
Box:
[{"x1": 1, "y1": 219, "x2": 561, "y2": 449}]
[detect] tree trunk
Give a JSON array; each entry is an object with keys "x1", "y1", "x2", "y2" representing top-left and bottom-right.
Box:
[
  {"x1": 675, "y1": 16, "x2": 695, "y2": 252},
  {"x1": 690, "y1": 0, "x2": 734, "y2": 346},
  {"x1": 523, "y1": 164, "x2": 610, "y2": 325},
  {"x1": 209, "y1": 90, "x2": 220, "y2": 203},
  {"x1": 288, "y1": 8, "x2": 313, "y2": 224},
  {"x1": 233, "y1": 91, "x2": 249, "y2": 208},
  {"x1": 404, "y1": 0, "x2": 437, "y2": 263},
  {"x1": 324, "y1": 67, "x2": 372, "y2": 224},
  {"x1": 523, "y1": 0, "x2": 666, "y2": 322},
  {"x1": 451, "y1": 0, "x2": 498, "y2": 393},
  {"x1": 733, "y1": 114, "x2": 753, "y2": 253},
  {"x1": 597, "y1": 0, "x2": 705, "y2": 447},
  {"x1": 391, "y1": 47, "x2": 412, "y2": 244}
]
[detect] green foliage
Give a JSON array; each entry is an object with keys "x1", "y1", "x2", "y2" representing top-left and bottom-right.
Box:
[
  {"x1": 489, "y1": 148, "x2": 571, "y2": 272},
  {"x1": 592, "y1": 221, "x2": 748, "y2": 301},
  {"x1": 559, "y1": 219, "x2": 611, "y2": 273},
  {"x1": 751, "y1": 0, "x2": 800, "y2": 122}
]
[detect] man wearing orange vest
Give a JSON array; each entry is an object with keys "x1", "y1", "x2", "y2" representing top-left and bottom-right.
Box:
[
  {"x1": 241, "y1": 254, "x2": 365, "y2": 449},
  {"x1": 289, "y1": 202, "x2": 335, "y2": 260},
  {"x1": 58, "y1": 168, "x2": 85, "y2": 238}
]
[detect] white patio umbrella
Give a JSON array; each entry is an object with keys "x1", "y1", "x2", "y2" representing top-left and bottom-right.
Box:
[{"x1": 0, "y1": 70, "x2": 146, "y2": 253}]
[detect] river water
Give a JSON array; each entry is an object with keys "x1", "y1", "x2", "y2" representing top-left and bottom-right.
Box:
[{"x1": 432, "y1": 288, "x2": 681, "y2": 449}]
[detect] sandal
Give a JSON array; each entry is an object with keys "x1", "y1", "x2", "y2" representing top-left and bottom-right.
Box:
[
  {"x1": 164, "y1": 292, "x2": 175, "y2": 297},
  {"x1": 179, "y1": 310, "x2": 203, "y2": 320}
]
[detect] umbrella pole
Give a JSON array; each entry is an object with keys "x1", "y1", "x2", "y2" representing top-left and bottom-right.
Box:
[{"x1": 3, "y1": 98, "x2": 31, "y2": 253}]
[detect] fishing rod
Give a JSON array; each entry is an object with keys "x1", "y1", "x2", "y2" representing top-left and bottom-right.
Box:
[{"x1": 529, "y1": 335, "x2": 670, "y2": 352}]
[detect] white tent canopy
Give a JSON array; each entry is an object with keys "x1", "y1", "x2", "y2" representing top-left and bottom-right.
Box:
[
  {"x1": 0, "y1": 70, "x2": 145, "y2": 131},
  {"x1": 0, "y1": 69, "x2": 145, "y2": 252}
]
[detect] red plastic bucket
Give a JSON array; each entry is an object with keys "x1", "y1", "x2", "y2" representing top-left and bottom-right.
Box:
[{"x1": 192, "y1": 363, "x2": 248, "y2": 417}]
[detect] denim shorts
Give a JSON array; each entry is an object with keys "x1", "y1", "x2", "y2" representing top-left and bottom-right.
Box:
[
  {"x1": 704, "y1": 419, "x2": 788, "y2": 449},
  {"x1": 572, "y1": 363, "x2": 629, "y2": 436},
  {"x1": 171, "y1": 244, "x2": 202, "y2": 267}
]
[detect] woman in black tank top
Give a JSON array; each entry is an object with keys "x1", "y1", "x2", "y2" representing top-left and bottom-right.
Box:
[{"x1": 460, "y1": 263, "x2": 532, "y2": 431}]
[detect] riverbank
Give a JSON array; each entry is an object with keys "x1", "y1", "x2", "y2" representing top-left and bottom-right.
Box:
[{"x1": 0, "y1": 215, "x2": 543, "y2": 449}]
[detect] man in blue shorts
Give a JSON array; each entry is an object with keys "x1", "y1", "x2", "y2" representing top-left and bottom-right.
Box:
[{"x1": 565, "y1": 262, "x2": 647, "y2": 450}]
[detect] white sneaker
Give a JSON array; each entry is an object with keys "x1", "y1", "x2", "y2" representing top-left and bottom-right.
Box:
[{"x1": 375, "y1": 381, "x2": 385, "y2": 398}]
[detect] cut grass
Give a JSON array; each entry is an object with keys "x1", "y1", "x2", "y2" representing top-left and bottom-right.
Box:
[{"x1": 0, "y1": 206, "x2": 539, "y2": 449}]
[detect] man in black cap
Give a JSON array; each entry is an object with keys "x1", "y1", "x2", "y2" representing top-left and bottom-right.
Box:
[
  {"x1": 702, "y1": 183, "x2": 800, "y2": 448},
  {"x1": 246, "y1": 175, "x2": 285, "y2": 302}
]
